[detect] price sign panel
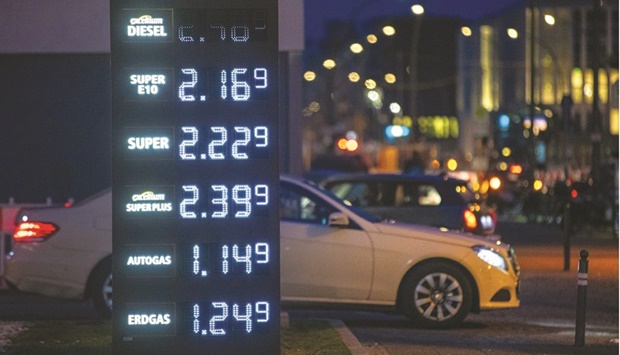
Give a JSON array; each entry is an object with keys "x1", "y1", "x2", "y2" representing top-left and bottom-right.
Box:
[{"x1": 110, "y1": 1, "x2": 279, "y2": 354}]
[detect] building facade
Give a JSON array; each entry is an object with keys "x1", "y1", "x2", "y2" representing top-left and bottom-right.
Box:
[{"x1": 457, "y1": 0, "x2": 618, "y2": 179}]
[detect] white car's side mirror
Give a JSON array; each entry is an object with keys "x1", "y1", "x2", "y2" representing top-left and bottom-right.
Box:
[{"x1": 328, "y1": 212, "x2": 349, "y2": 227}]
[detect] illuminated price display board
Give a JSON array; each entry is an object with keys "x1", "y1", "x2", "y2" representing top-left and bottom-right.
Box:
[{"x1": 110, "y1": 1, "x2": 279, "y2": 353}]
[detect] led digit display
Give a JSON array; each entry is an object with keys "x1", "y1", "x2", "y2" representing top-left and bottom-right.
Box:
[
  {"x1": 180, "y1": 243, "x2": 270, "y2": 277},
  {"x1": 111, "y1": 0, "x2": 279, "y2": 353},
  {"x1": 123, "y1": 67, "x2": 269, "y2": 102},
  {"x1": 179, "y1": 184, "x2": 269, "y2": 219},
  {"x1": 178, "y1": 125, "x2": 269, "y2": 160},
  {"x1": 176, "y1": 9, "x2": 268, "y2": 43},
  {"x1": 183, "y1": 301, "x2": 271, "y2": 337},
  {"x1": 178, "y1": 67, "x2": 269, "y2": 102}
]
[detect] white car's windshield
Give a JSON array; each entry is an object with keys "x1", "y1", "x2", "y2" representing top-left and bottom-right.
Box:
[{"x1": 310, "y1": 181, "x2": 380, "y2": 223}]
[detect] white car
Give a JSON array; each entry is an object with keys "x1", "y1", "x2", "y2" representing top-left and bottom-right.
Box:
[{"x1": 4, "y1": 176, "x2": 520, "y2": 327}]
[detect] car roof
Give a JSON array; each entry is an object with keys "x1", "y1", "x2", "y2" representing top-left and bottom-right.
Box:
[{"x1": 321, "y1": 173, "x2": 465, "y2": 185}]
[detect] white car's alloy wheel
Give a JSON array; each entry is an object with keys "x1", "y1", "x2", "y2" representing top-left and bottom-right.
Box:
[
  {"x1": 414, "y1": 272, "x2": 463, "y2": 321},
  {"x1": 401, "y1": 262, "x2": 472, "y2": 328}
]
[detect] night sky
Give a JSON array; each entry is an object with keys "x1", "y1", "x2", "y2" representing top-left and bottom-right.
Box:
[
  {"x1": 305, "y1": 0, "x2": 522, "y2": 43},
  {"x1": 0, "y1": 0, "x2": 523, "y2": 203}
]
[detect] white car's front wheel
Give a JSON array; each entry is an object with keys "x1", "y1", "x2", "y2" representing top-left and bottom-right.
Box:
[
  {"x1": 90, "y1": 259, "x2": 112, "y2": 318},
  {"x1": 401, "y1": 262, "x2": 472, "y2": 328}
]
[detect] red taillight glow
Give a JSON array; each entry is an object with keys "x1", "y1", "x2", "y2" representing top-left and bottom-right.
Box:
[
  {"x1": 13, "y1": 222, "x2": 58, "y2": 242},
  {"x1": 509, "y1": 164, "x2": 523, "y2": 175},
  {"x1": 463, "y1": 210, "x2": 478, "y2": 231},
  {"x1": 571, "y1": 189, "x2": 578, "y2": 199}
]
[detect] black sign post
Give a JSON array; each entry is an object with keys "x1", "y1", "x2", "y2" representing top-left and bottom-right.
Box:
[{"x1": 110, "y1": 1, "x2": 279, "y2": 353}]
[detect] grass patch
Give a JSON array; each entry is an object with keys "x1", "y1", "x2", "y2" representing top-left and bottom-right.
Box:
[
  {"x1": 281, "y1": 319, "x2": 351, "y2": 354},
  {"x1": 3, "y1": 320, "x2": 112, "y2": 355},
  {"x1": 3, "y1": 319, "x2": 350, "y2": 355}
]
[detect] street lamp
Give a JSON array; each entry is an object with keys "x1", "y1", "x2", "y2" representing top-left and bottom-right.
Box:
[
  {"x1": 350, "y1": 43, "x2": 364, "y2": 54},
  {"x1": 303, "y1": 71, "x2": 316, "y2": 82},
  {"x1": 411, "y1": 4, "x2": 424, "y2": 15},
  {"x1": 323, "y1": 59, "x2": 336, "y2": 70},
  {"x1": 382, "y1": 25, "x2": 396, "y2": 36},
  {"x1": 409, "y1": 4, "x2": 424, "y2": 131},
  {"x1": 544, "y1": 14, "x2": 555, "y2": 26}
]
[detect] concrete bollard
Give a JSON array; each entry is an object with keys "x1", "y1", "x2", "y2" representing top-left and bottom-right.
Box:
[
  {"x1": 575, "y1": 249, "x2": 588, "y2": 346},
  {"x1": 563, "y1": 202, "x2": 571, "y2": 271}
]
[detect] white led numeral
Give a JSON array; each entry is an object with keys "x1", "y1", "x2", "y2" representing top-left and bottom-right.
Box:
[
  {"x1": 179, "y1": 68, "x2": 198, "y2": 101},
  {"x1": 232, "y1": 127, "x2": 250, "y2": 159},
  {"x1": 180, "y1": 185, "x2": 199, "y2": 219},
  {"x1": 233, "y1": 304, "x2": 253, "y2": 333},
  {"x1": 233, "y1": 244, "x2": 252, "y2": 274},
  {"x1": 211, "y1": 185, "x2": 228, "y2": 218},
  {"x1": 209, "y1": 127, "x2": 227, "y2": 160},
  {"x1": 256, "y1": 243, "x2": 269, "y2": 264},
  {"x1": 254, "y1": 68, "x2": 268, "y2": 88},
  {"x1": 254, "y1": 127, "x2": 268, "y2": 147},
  {"x1": 233, "y1": 185, "x2": 251, "y2": 217},
  {"x1": 221, "y1": 245, "x2": 229, "y2": 274},
  {"x1": 231, "y1": 68, "x2": 250, "y2": 101},
  {"x1": 256, "y1": 302, "x2": 269, "y2": 323},
  {"x1": 210, "y1": 302, "x2": 228, "y2": 335},
  {"x1": 220, "y1": 70, "x2": 227, "y2": 99},
  {"x1": 192, "y1": 301, "x2": 270, "y2": 336},
  {"x1": 193, "y1": 244, "x2": 201, "y2": 276},
  {"x1": 193, "y1": 304, "x2": 201, "y2": 334},
  {"x1": 179, "y1": 127, "x2": 198, "y2": 160},
  {"x1": 255, "y1": 185, "x2": 269, "y2": 205}
]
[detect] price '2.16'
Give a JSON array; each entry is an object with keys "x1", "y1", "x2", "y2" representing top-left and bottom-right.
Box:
[
  {"x1": 178, "y1": 67, "x2": 268, "y2": 102},
  {"x1": 179, "y1": 184, "x2": 268, "y2": 219}
]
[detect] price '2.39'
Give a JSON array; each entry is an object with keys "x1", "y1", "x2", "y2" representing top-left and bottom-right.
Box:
[{"x1": 180, "y1": 184, "x2": 268, "y2": 219}]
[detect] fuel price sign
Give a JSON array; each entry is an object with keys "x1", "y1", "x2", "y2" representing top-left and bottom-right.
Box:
[{"x1": 110, "y1": 1, "x2": 279, "y2": 354}]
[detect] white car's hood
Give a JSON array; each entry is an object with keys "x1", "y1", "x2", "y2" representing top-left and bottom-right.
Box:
[{"x1": 373, "y1": 220, "x2": 506, "y2": 250}]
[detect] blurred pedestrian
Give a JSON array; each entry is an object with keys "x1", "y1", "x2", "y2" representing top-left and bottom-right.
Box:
[{"x1": 403, "y1": 151, "x2": 425, "y2": 175}]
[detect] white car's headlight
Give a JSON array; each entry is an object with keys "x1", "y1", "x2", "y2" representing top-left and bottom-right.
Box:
[{"x1": 473, "y1": 246, "x2": 507, "y2": 271}]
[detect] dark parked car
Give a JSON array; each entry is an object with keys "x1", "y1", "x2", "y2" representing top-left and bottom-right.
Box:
[{"x1": 322, "y1": 173, "x2": 498, "y2": 237}]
